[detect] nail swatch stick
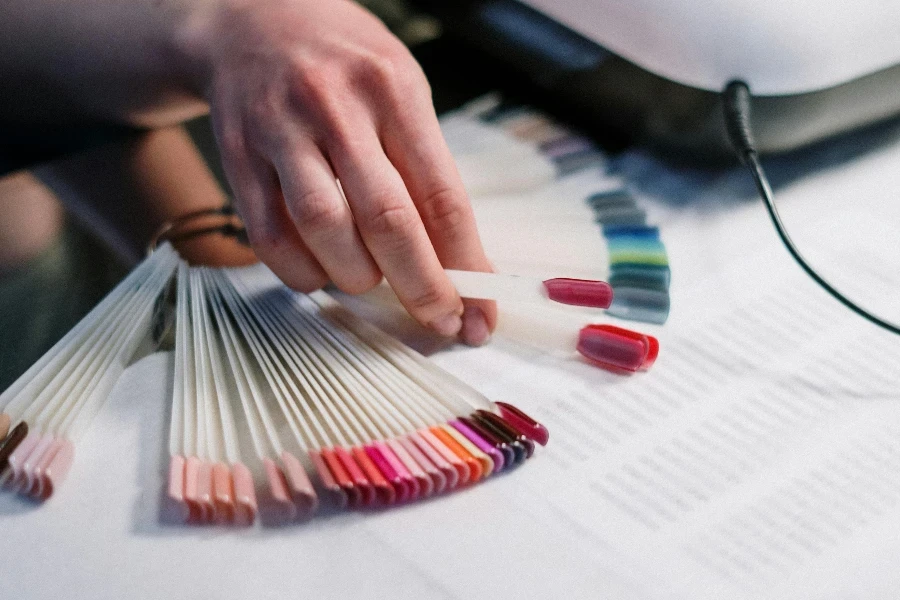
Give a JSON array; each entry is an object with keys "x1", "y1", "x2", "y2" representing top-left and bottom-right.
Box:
[
  {"x1": 214, "y1": 271, "x2": 322, "y2": 518},
  {"x1": 446, "y1": 269, "x2": 613, "y2": 309},
  {"x1": 257, "y1": 289, "x2": 450, "y2": 497}
]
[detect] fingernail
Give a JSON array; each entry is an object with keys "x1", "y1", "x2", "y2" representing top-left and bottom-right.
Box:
[
  {"x1": 461, "y1": 306, "x2": 490, "y2": 346},
  {"x1": 430, "y1": 313, "x2": 463, "y2": 337}
]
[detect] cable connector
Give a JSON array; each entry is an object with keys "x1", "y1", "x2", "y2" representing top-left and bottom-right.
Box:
[{"x1": 723, "y1": 80, "x2": 757, "y2": 165}]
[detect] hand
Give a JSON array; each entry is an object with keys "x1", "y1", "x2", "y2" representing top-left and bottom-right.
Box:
[{"x1": 185, "y1": 0, "x2": 495, "y2": 344}]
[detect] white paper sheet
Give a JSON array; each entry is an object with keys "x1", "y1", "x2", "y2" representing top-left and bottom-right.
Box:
[{"x1": 3, "y1": 115, "x2": 900, "y2": 600}]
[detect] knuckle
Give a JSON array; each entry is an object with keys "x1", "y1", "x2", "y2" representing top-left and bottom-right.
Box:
[
  {"x1": 355, "y1": 48, "x2": 419, "y2": 97},
  {"x1": 360, "y1": 52, "x2": 398, "y2": 85},
  {"x1": 288, "y1": 61, "x2": 351, "y2": 134},
  {"x1": 247, "y1": 92, "x2": 280, "y2": 124},
  {"x1": 290, "y1": 60, "x2": 332, "y2": 103},
  {"x1": 407, "y1": 282, "x2": 448, "y2": 313},
  {"x1": 365, "y1": 201, "x2": 417, "y2": 242},
  {"x1": 290, "y1": 191, "x2": 344, "y2": 236},
  {"x1": 419, "y1": 187, "x2": 468, "y2": 237}
]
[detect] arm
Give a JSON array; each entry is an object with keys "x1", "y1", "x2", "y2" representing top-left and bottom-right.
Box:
[
  {"x1": 2, "y1": 0, "x2": 495, "y2": 344},
  {"x1": 0, "y1": 0, "x2": 205, "y2": 127}
]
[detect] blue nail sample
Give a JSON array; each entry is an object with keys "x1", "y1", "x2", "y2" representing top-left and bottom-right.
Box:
[
  {"x1": 587, "y1": 190, "x2": 635, "y2": 209},
  {"x1": 555, "y1": 150, "x2": 605, "y2": 175},
  {"x1": 609, "y1": 272, "x2": 670, "y2": 293},
  {"x1": 605, "y1": 287, "x2": 671, "y2": 324},
  {"x1": 593, "y1": 207, "x2": 648, "y2": 226},
  {"x1": 603, "y1": 225, "x2": 660, "y2": 239}
]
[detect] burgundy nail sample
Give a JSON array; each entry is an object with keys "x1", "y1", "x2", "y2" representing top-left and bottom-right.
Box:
[
  {"x1": 475, "y1": 410, "x2": 534, "y2": 459},
  {"x1": 496, "y1": 402, "x2": 550, "y2": 446},
  {"x1": 543, "y1": 278, "x2": 614, "y2": 308}
]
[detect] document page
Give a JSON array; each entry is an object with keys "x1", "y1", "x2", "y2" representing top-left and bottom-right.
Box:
[{"x1": 2, "y1": 111, "x2": 900, "y2": 600}]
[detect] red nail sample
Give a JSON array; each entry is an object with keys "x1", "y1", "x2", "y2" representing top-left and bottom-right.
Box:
[{"x1": 577, "y1": 324, "x2": 659, "y2": 372}]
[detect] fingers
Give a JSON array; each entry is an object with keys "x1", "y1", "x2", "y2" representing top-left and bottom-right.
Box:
[
  {"x1": 272, "y1": 137, "x2": 382, "y2": 294},
  {"x1": 218, "y1": 135, "x2": 328, "y2": 292},
  {"x1": 379, "y1": 72, "x2": 497, "y2": 345},
  {"x1": 209, "y1": 22, "x2": 497, "y2": 345},
  {"x1": 326, "y1": 124, "x2": 465, "y2": 337}
]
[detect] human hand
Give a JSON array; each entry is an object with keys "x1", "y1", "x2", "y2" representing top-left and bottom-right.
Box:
[{"x1": 182, "y1": 0, "x2": 495, "y2": 344}]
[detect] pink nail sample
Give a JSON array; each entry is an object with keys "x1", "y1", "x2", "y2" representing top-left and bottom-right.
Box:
[
  {"x1": 364, "y1": 444, "x2": 407, "y2": 503},
  {"x1": 280, "y1": 451, "x2": 318, "y2": 518},
  {"x1": 197, "y1": 461, "x2": 215, "y2": 523},
  {"x1": 263, "y1": 457, "x2": 297, "y2": 522},
  {"x1": 418, "y1": 428, "x2": 469, "y2": 487},
  {"x1": 23, "y1": 434, "x2": 55, "y2": 495},
  {"x1": 409, "y1": 433, "x2": 454, "y2": 492},
  {"x1": 32, "y1": 438, "x2": 65, "y2": 499},
  {"x1": 42, "y1": 439, "x2": 74, "y2": 499},
  {"x1": 7, "y1": 432, "x2": 40, "y2": 489},
  {"x1": 232, "y1": 462, "x2": 258, "y2": 526},
  {"x1": 375, "y1": 441, "x2": 418, "y2": 502},
  {"x1": 399, "y1": 436, "x2": 446, "y2": 495},
  {"x1": 352, "y1": 446, "x2": 395, "y2": 506},
  {"x1": 387, "y1": 438, "x2": 433, "y2": 498},
  {"x1": 212, "y1": 462, "x2": 235, "y2": 523},
  {"x1": 183, "y1": 456, "x2": 203, "y2": 523},
  {"x1": 166, "y1": 455, "x2": 190, "y2": 523}
]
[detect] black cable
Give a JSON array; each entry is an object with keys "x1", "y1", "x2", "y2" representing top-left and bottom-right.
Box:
[{"x1": 722, "y1": 80, "x2": 900, "y2": 336}]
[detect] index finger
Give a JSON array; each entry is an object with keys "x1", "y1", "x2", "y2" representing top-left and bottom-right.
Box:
[
  {"x1": 325, "y1": 123, "x2": 466, "y2": 338},
  {"x1": 379, "y1": 80, "x2": 497, "y2": 345}
]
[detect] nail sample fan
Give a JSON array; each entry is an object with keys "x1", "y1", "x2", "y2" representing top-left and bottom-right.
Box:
[
  {"x1": 164, "y1": 264, "x2": 549, "y2": 524},
  {"x1": 0, "y1": 242, "x2": 550, "y2": 522}
]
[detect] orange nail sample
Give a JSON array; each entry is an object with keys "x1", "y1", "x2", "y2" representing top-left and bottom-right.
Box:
[
  {"x1": 430, "y1": 426, "x2": 483, "y2": 483},
  {"x1": 352, "y1": 446, "x2": 395, "y2": 506}
]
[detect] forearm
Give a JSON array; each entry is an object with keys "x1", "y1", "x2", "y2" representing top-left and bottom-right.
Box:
[
  {"x1": 0, "y1": 0, "x2": 211, "y2": 127},
  {"x1": 34, "y1": 125, "x2": 257, "y2": 266}
]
